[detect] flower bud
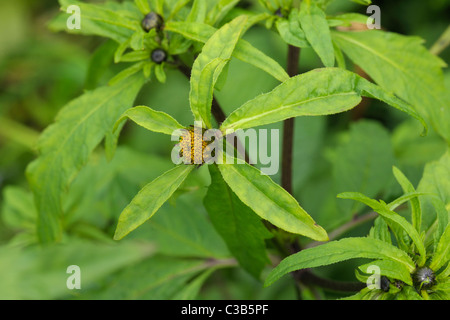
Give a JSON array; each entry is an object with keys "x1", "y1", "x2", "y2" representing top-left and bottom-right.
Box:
[
  {"x1": 142, "y1": 12, "x2": 163, "y2": 32},
  {"x1": 151, "y1": 49, "x2": 167, "y2": 64}
]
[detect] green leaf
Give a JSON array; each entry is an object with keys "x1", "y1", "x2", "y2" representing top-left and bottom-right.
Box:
[
  {"x1": 299, "y1": 1, "x2": 334, "y2": 67},
  {"x1": 172, "y1": 267, "x2": 218, "y2": 300},
  {"x1": 114, "y1": 165, "x2": 195, "y2": 240},
  {"x1": 337, "y1": 192, "x2": 427, "y2": 266},
  {"x1": 217, "y1": 162, "x2": 328, "y2": 241},
  {"x1": 276, "y1": 9, "x2": 309, "y2": 48},
  {"x1": 327, "y1": 13, "x2": 374, "y2": 27},
  {"x1": 108, "y1": 61, "x2": 145, "y2": 86},
  {"x1": 164, "y1": 21, "x2": 289, "y2": 83},
  {"x1": 387, "y1": 192, "x2": 429, "y2": 212},
  {"x1": 85, "y1": 39, "x2": 117, "y2": 90},
  {"x1": 26, "y1": 73, "x2": 145, "y2": 243},
  {"x1": 332, "y1": 30, "x2": 449, "y2": 142},
  {"x1": 358, "y1": 260, "x2": 413, "y2": 285},
  {"x1": 135, "y1": 0, "x2": 150, "y2": 14},
  {"x1": 430, "y1": 224, "x2": 450, "y2": 271},
  {"x1": 114, "y1": 39, "x2": 131, "y2": 63},
  {"x1": 331, "y1": 120, "x2": 394, "y2": 218},
  {"x1": 114, "y1": 105, "x2": 185, "y2": 136},
  {"x1": 154, "y1": 63, "x2": 167, "y2": 83},
  {"x1": 78, "y1": 255, "x2": 209, "y2": 299},
  {"x1": 264, "y1": 237, "x2": 415, "y2": 287},
  {"x1": 143, "y1": 192, "x2": 230, "y2": 259},
  {"x1": 119, "y1": 50, "x2": 150, "y2": 62},
  {"x1": 396, "y1": 286, "x2": 424, "y2": 300},
  {"x1": 187, "y1": 0, "x2": 207, "y2": 23},
  {"x1": 418, "y1": 151, "x2": 450, "y2": 238},
  {"x1": 369, "y1": 217, "x2": 391, "y2": 244},
  {"x1": 204, "y1": 165, "x2": 272, "y2": 278},
  {"x1": 351, "y1": 0, "x2": 371, "y2": 5},
  {"x1": 206, "y1": 0, "x2": 240, "y2": 25},
  {"x1": 189, "y1": 15, "x2": 246, "y2": 127},
  {"x1": 437, "y1": 263, "x2": 450, "y2": 281},
  {"x1": 0, "y1": 240, "x2": 155, "y2": 299},
  {"x1": 392, "y1": 166, "x2": 422, "y2": 233},
  {"x1": 49, "y1": 0, "x2": 137, "y2": 43},
  {"x1": 190, "y1": 16, "x2": 248, "y2": 125},
  {"x1": 220, "y1": 68, "x2": 425, "y2": 132},
  {"x1": 1, "y1": 186, "x2": 37, "y2": 234},
  {"x1": 168, "y1": 0, "x2": 192, "y2": 20}
]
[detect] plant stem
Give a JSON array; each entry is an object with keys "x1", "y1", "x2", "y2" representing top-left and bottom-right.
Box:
[
  {"x1": 281, "y1": 45, "x2": 300, "y2": 194},
  {"x1": 430, "y1": 25, "x2": 450, "y2": 56},
  {"x1": 281, "y1": 44, "x2": 363, "y2": 296},
  {"x1": 304, "y1": 211, "x2": 378, "y2": 249}
]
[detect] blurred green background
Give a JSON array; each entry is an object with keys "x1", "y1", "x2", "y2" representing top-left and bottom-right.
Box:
[{"x1": 0, "y1": 0, "x2": 448, "y2": 299}]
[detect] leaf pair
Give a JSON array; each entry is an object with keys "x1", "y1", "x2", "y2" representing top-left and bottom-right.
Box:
[{"x1": 112, "y1": 16, "x2": 329, "y2": 245}]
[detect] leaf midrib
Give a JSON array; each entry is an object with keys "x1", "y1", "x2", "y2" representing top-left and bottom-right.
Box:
[
  {"x1": 223, "y1": 91, "x2": 357, "y2": 130},
  {"x1": 222, "y1": 164, "x2": 314, "y2": 229},
  {"x1": 42, "y1": 79, "x2": 140, "y2": 167},
  {"x1": 332, "y1": 32, "x2": 447, "y2": 107}
]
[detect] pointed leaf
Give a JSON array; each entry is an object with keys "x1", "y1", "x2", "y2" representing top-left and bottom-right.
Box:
[
  {"x1": 418, "y1": 151, "x2": 450, "y2": 240},
  {"x1": 204, "y1": 165, "x2": 272, "y2": 277},
  {"x1": 332, "y1": 30, "x2": 449, "y2": 142},
  {"x1": 154, "y1": 63, "x2": 166, "y2": 83},
  {"x1": 26, "y1": 73, "x2": 145, "y2": 243},
  {"x1": 220, "y1": 68, "x2": 425, "y2": 132},
  {"x1": 358, "y1": 260, "x2": 413, "y2": 285},
  {"x1": 164, "y1": 21, "x2": 289, "y2": 83},
  {"x1": 190, "y1": 16, "x2": 247, "y2": 127},
  {"x1": 430, "y1": 224, "x2": 450, "y2": 271},
  {"x1": 369, "y1": 217, "x2": 391, "y2": 244},
  {"x1": 187, "y1": 0, "x2": 207, "y2": 23},
  {"x1": 276, "y1": 9, "x2": 309, "y2": 48},
  {"x1": 217, "y1": 162, "x2": 328, "y2": 241},
  {"x1": 264, "y1": 237, "x2": 415, "y2": 287},
  {"x1": 114, "y1": 165, "x2": 194, "y2": 240},
  {"x1": 337, "y1": 192, "x2": 426, "y2": 266},
  {"x1": 331, "y1": 120, "x2": 394, "y2": 218},
  {"x1": 108, "y1": 62, "x2": 145, "y2": 86},
  {"x1": 114, "y1": 106, "x2": 185, "y2": 136},
  {"x1": 145, "y1": 194, "x2": 230, "y2": 259},
  {"x1": 50, "y1": 0, "x2": 137, "y2": 43},
  {"x1": 299, "y1": 1, "x2": 334, "y2": 67},
  {"x1": 135, "y1": 0, "x2": 150, "y2": 14}
]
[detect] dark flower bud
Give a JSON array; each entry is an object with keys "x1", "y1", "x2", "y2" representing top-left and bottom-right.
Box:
[
  {"x1": 151, "y1": 49, "x2": 167, "y2": 64},
  {"x1": 142, "y1": 12, "x2": 163, "y2": 32},
  {"x1": 413, "y1": 267, "x2": 435, "y2": 290},
  {"x1": 380, "y1": 276, "x2": 390, "y2": 292},
  {"x1": 274, "y1": 8, "x2": 284, "y2": 18}
]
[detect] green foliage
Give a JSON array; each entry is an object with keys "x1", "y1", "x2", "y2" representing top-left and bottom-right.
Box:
[
  {"x1": 266, "y1": 166, "x2": 450, "y2": 299},
  {"x1": 26, "y1": 73, "x2": 146, "y2": 243},
  {"x1": 204, "y1": 165, "x2": 272, "y2": 277},
  {"x1": 332, "y1": 30, "x2": 449, "y2": 142},
  {"x1": 1, "y1": 0, "x2": 448, "y2": 301},
  {"x1": 220, "y1": 68, "x2": 425, "y2": 132}
]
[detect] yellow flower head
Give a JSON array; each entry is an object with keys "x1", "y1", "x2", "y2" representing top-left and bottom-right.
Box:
[{"x1": 178, "y1": 126, "x2": 215, "y2": 165}]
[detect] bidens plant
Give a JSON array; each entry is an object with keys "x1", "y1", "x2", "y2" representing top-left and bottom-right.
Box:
[
  {"x1": 265, "y1": 165, "x2": 450, "y2": 300},
  {"x1": 21, "y1": 0, "x2": 449, "y2": 300}
]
